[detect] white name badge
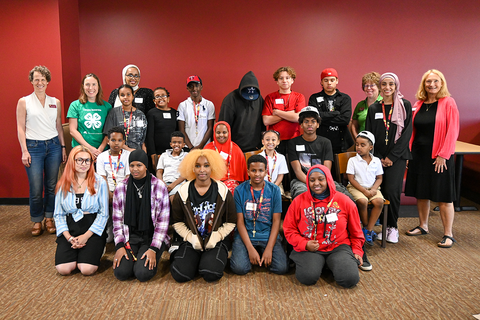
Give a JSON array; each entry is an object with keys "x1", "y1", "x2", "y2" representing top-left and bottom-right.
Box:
[
  {"x1": 316, "y1": 96, "x2": 324, "y2": 103},
  {"x1": 163, "y1": 113, "x2": 172, "y2": 119},
  {"x1": 275, "y1": 98, "x2": 284, "y2": 104},
  {"x1": 296, "y1": 145, "x2": 305, "y2": 151},
  {"x1": 136, "y1": 120, "x2": 144, "y2": 127},
  {"x1": 412, "y1": 108, "x2": 417, "y2": 112},
  {"x1": 326, "y1": 212, "x2": 338, "y2": 223},
  {"x1": 375, "y1": 112, "x2": 383, "y2": 119},
  {"x1": 246, "y1": 202, "x2": 257, "y2": 211},
  {"x1": 135, "y1": 98, "x2": 143, "y2": 103},
  {"x1": 219, "y1": 151, "x2": 229, "y2": 160}
]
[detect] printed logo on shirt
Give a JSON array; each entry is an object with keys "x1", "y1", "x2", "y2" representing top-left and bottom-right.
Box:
[
  {"x1": 302, "y1": 205, "x2": 341, "y2": 244},
  {"x1": 299, "y1": 153, "x2": 322, "y2": 173},
  {"x1": 84, "y1": 113, "x2": 102, "y2": 129},
  {"x1": 191, "y1": 201, "x2": 216, "y2": 238},
  {"x1": 49, "y1": 104, "x2": 57, "y2": 108}
]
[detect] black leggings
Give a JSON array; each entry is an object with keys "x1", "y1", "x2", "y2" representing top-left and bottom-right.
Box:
[
  {"x1": 381, "y1": 159, "x2": 407, "y2": 229},
  {"x1": 170, "y1": 241, "x2": 228, "y2": 283},
  {"x1": 114, "y1": 242, "x2": 166, "y2": 282}
]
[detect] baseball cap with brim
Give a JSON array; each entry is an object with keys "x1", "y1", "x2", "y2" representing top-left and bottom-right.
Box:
[
  {"x1": 241, "y1": 86, "x2": 259, "y2": 100},
  {"x1": 299, "y1": 106, "x2": 319, "y2": 115},
  {"x1": 186, "y1": 75, "x2": 202, "y2": 86},
  {"x1": 357, "y1": 130, "x2": 375, "y2": 146}
]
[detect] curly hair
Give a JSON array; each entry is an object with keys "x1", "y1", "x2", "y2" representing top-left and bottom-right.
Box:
[
  {"x1": 415, "y1": 69, "x2": 451, "y2": 101},
  {"x1": 79, "y1": 73, "x2": 104, "y2": 105},
  {"x1": 361, "y1": 72, "x2": 380, "y2": 91},
  {"x1": 29, "y1": 65, "x2": 51, "y2": 82},
  {"x1": 179, "y1": 149, "x2": 227, "y2": 181},
  {"x1": 273, "y1": 66, "x2": 296, "y2": 81}
]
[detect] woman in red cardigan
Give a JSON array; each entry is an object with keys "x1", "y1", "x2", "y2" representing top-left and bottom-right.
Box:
[{"x1": 404, "y1": 69, "x2": 459, "y2": 248}]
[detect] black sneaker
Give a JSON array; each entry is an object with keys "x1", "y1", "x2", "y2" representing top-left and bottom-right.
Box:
[{"x1": 359, "y1": 252, "x2": 372, "y2": 271}]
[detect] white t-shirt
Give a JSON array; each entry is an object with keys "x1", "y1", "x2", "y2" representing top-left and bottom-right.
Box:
[
  {"x1": 346, "y1": 153, "x2": 383, "y2": 189},
  {"x1": 96, "y1": 150, "x2": 131, "y2": 191},
  {"x1": 157, "y1": 149, "x2": 187, "y2": 183},
  {"x1": 177, "y1": 97, "x2": 215, "y2": 147},
  {"x1": 259, "y1": 150, "x2": 289, "y2": 183}
]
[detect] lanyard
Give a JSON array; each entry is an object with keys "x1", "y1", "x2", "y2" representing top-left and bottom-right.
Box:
[
  {"x1": 193, "y1": 101, "x2": 201, "y2": 135},
  {"x1": 381, "y1": 101, "x2": 393, "y2": 145},
  {"x1": 108, "y1": 149, "x2": 122, "y2": 187},
  {"x1": 123, "y1": 108, "x2": 133, "y2": 142},
  {"x1": 311, "y1": 197, "x2": 334, "y2": 240},
  {"x1": 250, "y1": 183, "x2": 265, "y2": 237},
  {"x1": 265, "y1": 151, "x2": 277, "y2": 182},
  {"x1": 214, "y1": 142, "x2": 232, "y2": 179}
]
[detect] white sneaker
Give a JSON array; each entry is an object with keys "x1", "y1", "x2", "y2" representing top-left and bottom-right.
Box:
[
  {"x1": 377, "y1": 229, "x2": 387, "y2": 241},
  {"x1": 386, "y1": 227, "x2": 399, "y2": 243}
]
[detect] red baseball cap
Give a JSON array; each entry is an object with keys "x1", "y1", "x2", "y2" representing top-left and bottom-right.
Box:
[
  {"x1": 186, "y1": 75, "x2": 202, "y2": 85},
  {"x1": 321, "y1": 68, "x2": 338, "y2": 80}
]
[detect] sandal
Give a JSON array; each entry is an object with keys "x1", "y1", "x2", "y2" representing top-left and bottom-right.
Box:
[
  {"x1": 44, "y1": 218, "x2": 56, "y2": 234},
  {"x1": 438, "y1": 235, "x2": 456, "y2": 248},
  {"x1": 405, "y1": 226, "x2": 428, "y2": 236},
  {"x1": 32, "y1": 222, "x2": 43, "y2": 237}
]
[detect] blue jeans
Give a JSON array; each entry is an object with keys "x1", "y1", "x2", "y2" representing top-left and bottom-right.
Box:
[
  {"x1": 230, "y1": 236, "x2": 288, "y2": 275},
  {"x1": 25, "y1": 136, "x2": 62, "y2": 222}
]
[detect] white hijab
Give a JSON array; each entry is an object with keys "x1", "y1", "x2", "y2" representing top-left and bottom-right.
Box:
[{"x1": 114, "y1": 64, "x2": 140, "y2": 107}]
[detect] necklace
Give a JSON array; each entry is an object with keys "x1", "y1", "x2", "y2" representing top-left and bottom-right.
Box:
[
  {"x1": 425, "y1": 101, "x2": 436, "y2": 112},
  {"x1": 132, "y1": 181, "x2": 145, "y2": 198},
  {"x1": 76, "y1": 178, "x2": 86, "y2": 190}
]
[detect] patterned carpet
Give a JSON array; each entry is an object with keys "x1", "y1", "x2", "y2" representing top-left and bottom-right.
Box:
[{"x1": 1, "y1": 201, "x2": 480, "y2": 319}]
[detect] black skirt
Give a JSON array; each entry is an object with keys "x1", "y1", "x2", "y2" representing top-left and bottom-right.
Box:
[{"x1": 404, "y1": 143, "x2": 456, "y2": 202}]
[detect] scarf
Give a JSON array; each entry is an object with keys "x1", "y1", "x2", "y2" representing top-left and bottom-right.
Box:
[
  {"x1": 114, "y1": 64, "x2": 141, "y2": 107},
  {"x1": 380, "y1": 72, "x2": 406, "y2": 143},
  {"x1": 124, "y1": 174, "x2": 152, "y2": 233}
]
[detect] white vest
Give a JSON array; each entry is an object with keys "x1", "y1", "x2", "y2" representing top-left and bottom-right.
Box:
[{"x1": 25, "y1": 92, "x2": 59, "y2": 140}]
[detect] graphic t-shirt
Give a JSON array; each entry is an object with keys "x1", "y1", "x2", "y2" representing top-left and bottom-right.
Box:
[
  {"x1": 287, "y1": 136, "x2": 334, "y2": 179},
  {"x1": 96, "y1": 150, "x2": 131, "y2": 191},
  {"x1": 103, "y1": 107, "x2": 147, "y2": 150},
  {"x1": 67, "y1": 100, "x2": 112, "y2": 148},
  {"x1": 189, "y1": 180, "x2": 218, "y2": 239}
]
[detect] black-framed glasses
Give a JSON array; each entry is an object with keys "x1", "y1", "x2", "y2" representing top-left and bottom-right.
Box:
[
  {"x1": 75, "y1": 158, "x2": 91, "y2": 165},
  {"x1": 154, "y1": 95, "x2": 168, "y2": 99},
  {"x1": 126, "y1": 74, "x2": 140, "y2": 79}
]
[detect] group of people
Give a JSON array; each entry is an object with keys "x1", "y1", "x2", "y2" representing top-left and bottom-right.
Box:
[{"x1": 16, "y1": 64, "x2": 459, "y2": 287}]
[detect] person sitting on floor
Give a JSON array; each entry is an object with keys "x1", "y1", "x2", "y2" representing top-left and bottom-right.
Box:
[
  {"x1": 170, "y1": 149, "x2": 237, "y2": 283},
  {"x1": 230, "y1": 155, "x2": 288, "y2": 275},
  {"x1": 112, "y1": 150, "x2": 170, "y2": 282},
  {"x1": 283, "y1": 164, "x2": 365, "y2": 287}
]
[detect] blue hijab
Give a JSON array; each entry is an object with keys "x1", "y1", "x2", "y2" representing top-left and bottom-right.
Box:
[{"x1": 309, "y1": 168, "x2": 330, "y2": 200}]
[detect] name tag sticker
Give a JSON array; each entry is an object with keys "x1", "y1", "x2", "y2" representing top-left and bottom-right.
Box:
[
  {"x1": 296, "y1": 145, "x2": 305, "y2": 152},
  {"x1": 275, "y1": 98, "x2": 284, "y2": 104},
  {"x1": 136, "y1": 120, "x2": 144, "y2": 127},
  {"x1": 246, "y1": 202, "x2": 257, "y2": 211},
  {"x1": 412, "y1": 108, "x2": 417, "y2": 112},
  {"x1": 49, "y1": 104, "x2": 56, "y2": 108},
  {"x1": 219, "y1": 151, "x2": 229, "y2": 160},
  {"x1": 326, "y1": 212, "x2": 338, "y2": 223},
  {"x1": 134, "y1": 98, "x2": 143, "y2": 103},
  {"x1": 163, "y1": 113, "x2": 172, "y2": 119},
  {"x1": 375, "y1": 112, "x2": 383, "y2": 119},
  {"x1": 316, "y1": 97, "x2": 324, "y2": 103}
]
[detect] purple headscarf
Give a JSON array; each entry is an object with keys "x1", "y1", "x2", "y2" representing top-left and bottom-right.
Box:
[{"x1": 380, "y1": 72, "x2": 406, "y2": 143}]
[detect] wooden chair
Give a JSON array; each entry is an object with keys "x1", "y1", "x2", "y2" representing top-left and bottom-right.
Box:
[
  {"x1": 335, "y1": 152, "x2": 390, "y2": 248},
  {"x1": 244, "y1": 149, "x2": 262, "y2": 162},
  {"x1": 58, "y1": 123, "x2": 72, "y2": 179}
]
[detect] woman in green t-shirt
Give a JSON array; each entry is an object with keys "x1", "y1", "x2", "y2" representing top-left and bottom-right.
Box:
[
  {"x1": 350, "y1": 72, "x2": 381, "y2": 139},
  {"x1": 67, "y1": 74, "x2": 112, "y2": 159}
]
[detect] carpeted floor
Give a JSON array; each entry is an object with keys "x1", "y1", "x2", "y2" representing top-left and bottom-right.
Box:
[{"x1": 1, "y1": 200, "x2": 480, "y2": 319}]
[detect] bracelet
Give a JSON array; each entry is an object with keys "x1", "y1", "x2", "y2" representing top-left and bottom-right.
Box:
[
  {"x1": 68, "y1": 236, "x2": 74, "y2": 243},
  {"x1": 61, "y1": 146, "x2": 66, "y2": 148},
  {"x1": 147, "y1": 248, "x2": 156, "y2": 254}
]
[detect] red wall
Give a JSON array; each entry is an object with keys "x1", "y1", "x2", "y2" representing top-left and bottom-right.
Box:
[{"x1": 3, "y1": 0, "x2": 480, "y2": 198}]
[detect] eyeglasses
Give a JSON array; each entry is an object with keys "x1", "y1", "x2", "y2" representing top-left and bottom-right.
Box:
[
  {"x1": 154, "y1": 95, "x2": 168, "y2": 99},
  {"x1": 75, "y1": 158, "x2": 91, "y2": 165},
  {"x1": 126, "y1": 74, "x2": 140, "y2": 79},
  {"x1": 363, "y1": 84, "x2": 376, "y2": 89}
]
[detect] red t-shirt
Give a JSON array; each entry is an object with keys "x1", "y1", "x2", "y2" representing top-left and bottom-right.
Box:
[{"x1": 262, "y1": 91, "x2": 306, "y2": 140}]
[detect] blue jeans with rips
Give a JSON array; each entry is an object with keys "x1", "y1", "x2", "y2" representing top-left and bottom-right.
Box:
[
  {"x1": 25, "y1": 136, "x2": 62, "y2": 222},
  {"x1": 230, "y1": 236, "x2": 288, "y2": 275}
]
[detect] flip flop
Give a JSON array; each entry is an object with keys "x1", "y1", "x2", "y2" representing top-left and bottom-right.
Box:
[
  {"x1": 405, "y1": 226, "x2": 428, "y2": 236},
  {"x1": 438, "y1": 235, "x2": 457, "y2": 248}
]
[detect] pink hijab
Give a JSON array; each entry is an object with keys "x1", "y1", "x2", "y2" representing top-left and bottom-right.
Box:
[{"x1": 380, "y1": 72, "x2": 406, "y2": 143}]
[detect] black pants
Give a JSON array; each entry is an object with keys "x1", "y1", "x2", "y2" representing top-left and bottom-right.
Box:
[
  {"x1": 114, "y1": 242, "x2": 166, "y2": 282},
  {"x1": 381, "y1": 159, "x2": 407, "y2": 229},
  {"x1": 170, "y1": 241, "x2": 228, "y2": 283}
]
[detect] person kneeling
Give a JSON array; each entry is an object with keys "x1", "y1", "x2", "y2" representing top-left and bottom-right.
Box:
[
  {"x1": 230, "y1": 155, "x2": 288, "y2": 275},
  {"x1": 283, "y1": 165, "x2": 365, "y2": 288},
  {"x1": 170, "y1": 149, "x2": 236, "y2": 283},
  {"x1": 112, "y1": 150, "x2": 170, "y2": 282}
]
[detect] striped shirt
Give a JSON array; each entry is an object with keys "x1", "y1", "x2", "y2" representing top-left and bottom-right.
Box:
[
  {"x1": 54, "y1": 174, "x2": 109, "y2": 237},
  {"x1": 112, "y1": 175, "x2": 170, "y2": 249}
]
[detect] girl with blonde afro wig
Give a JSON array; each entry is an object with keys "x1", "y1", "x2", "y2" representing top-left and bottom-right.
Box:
[{"x1": 178, "y1": 149, "x2": 227, "y2": 181}]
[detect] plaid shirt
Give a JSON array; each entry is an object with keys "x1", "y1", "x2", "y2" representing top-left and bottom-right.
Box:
[{"x1": 112, "y1": 175, "x2": 170, "y2": 249}]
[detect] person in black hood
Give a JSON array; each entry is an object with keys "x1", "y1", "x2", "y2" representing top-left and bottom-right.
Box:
[{"x1": 218, "y1": 71, "x2": 265, "y2": 152}]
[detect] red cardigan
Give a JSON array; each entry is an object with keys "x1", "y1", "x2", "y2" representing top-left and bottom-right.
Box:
[{"x1": 410, "y1": 96, "x2": 459, "y2": 159}]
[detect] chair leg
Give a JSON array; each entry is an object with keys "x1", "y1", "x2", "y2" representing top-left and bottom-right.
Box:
[{"x1": 382, "y1": 204, "x2": 388, "y2": 248}]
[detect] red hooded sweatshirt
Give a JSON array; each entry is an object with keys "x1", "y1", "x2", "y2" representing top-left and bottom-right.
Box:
[{"x1": 283, "y1": 164, "x2": 365, "y2": 256}]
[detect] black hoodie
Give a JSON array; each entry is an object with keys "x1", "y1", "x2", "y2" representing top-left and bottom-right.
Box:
[{"x1": 218, "y1": 71, "x2": 265, "y2": 152}]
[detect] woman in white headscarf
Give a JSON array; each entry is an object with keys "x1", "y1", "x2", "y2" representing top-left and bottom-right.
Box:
[{"x1": 108, "y1": 64, "x2": 154, "y2": 115}]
